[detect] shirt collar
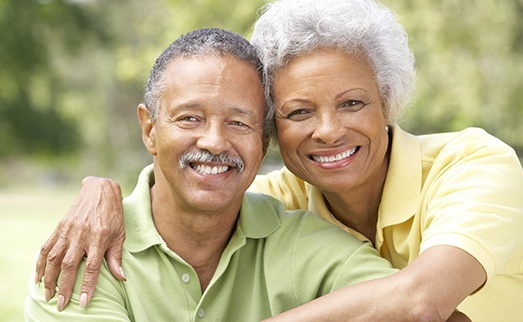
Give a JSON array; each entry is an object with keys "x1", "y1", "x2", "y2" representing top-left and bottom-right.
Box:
[
  {"x1": 123, "y1": 164, "x2": 281, "y2": 253},
  {"x1": 238, "y1": 192, "x2": 281, "y2": 238},
  {"x1": 378, "y1": 124, "x2": 422, "y2": 228}
]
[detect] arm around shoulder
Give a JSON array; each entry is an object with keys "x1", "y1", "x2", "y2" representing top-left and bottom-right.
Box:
[
  {"x1": 26, "y1": 259, "x2": 130, "y2": 321},
  {"x1": 34, "y1": 176, "x2": 126, "y2": 310}
]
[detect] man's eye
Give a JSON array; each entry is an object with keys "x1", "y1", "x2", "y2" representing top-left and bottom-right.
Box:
[
  {"x1": 231, "y1": 121, "x2": 247, "y2": 127},
  {"x1": 180, "y1": 116, "x2": 198, "y2": 122}
]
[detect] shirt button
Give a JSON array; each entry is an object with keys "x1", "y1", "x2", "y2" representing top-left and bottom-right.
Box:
[
  {"x1": 181, "y1": 273, "x2": 190, "y2": 283},
  {"x1": 197, "y1": 308, "x2": 205, "y2": 318}
]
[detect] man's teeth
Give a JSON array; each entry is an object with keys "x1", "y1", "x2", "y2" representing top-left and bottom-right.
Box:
[
  {"x1": 193, "y1": 164, "x2": 229, "y2": 175},
  {"x1": 312, "y1": 147, "x2": 357, "y2": 163}
]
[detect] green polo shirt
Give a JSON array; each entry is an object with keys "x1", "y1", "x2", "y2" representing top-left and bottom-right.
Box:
[{"x1": 26, "y1": 165, "x2": 396, "y2": 321}]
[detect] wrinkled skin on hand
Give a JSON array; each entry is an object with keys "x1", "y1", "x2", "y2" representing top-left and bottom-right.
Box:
[{"x1": 34, "y1": 176, "x2": 126, "y2": 311}]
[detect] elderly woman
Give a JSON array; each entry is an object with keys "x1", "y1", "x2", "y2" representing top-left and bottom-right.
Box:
[{"x1": 35, "y1": 0, "x2": 523, "y2": 321}]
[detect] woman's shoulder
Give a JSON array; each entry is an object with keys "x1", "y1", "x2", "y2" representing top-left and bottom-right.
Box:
[{"x1": 415, "y1": 127, "x2": 517, "y2": 160}]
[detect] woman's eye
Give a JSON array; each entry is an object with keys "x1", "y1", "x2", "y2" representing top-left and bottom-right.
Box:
[
  {"x1": 287, "y1": 109, "x2": 311, "y2": 121},
  {"x1": 341, "y1": 100, "x2": 366, "y2": 111}
]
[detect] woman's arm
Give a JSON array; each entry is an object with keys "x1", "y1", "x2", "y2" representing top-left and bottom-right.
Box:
[
  {"x1": 264, "y1": 245, "x2": 485, "y2": 321},
  {"x1": 27, "y1": 259, "x2": 129, "y2": 321},
  {"x1": 34, "y1": 176, "x2": 126, "y2": 310}
]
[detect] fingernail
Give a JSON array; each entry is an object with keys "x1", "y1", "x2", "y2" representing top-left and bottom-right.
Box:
[
  {"x1": 57, "y1": 295, "x2": 65, "y2": 312},
  {"x1": 119, "y1": 266, "x2": 127, "y2": 281},
  {"x1": 79, "y1": 293, "x2": 89, "y2": 308},
  {"x1": 34, "y1": 273, "x2": 41, "y2": 284},
  {"x1": 45, "y1": 288, "x2": 51, "y2": 302}
]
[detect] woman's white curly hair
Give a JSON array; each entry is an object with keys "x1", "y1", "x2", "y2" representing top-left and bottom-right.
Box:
[{"x1": 251, "y1": 0, "x2": 416, "y2": 133}]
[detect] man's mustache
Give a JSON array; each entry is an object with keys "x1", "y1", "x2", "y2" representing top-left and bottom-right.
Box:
[{"x1": 179, "y1": 150, "x2": 245, "y2": 173}]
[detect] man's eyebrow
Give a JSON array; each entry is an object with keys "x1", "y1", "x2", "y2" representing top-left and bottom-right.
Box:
[
  {"x1": 228, "y1": 106, "x2": 257, "y2": 116},
  {"x1": 169, "y1": 103, "x2": 259, "y2": 118},
  {"x1": 175, "y1": 103, "x2": 202, "y2": 109}
]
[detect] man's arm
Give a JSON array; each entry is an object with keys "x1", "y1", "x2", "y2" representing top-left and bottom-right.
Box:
[
  {"x1": 35, "y1": 176, "x2": 126, "y2": 310},
  {"x1": 264, "y1": 245, "x2": 485, "y2": 321}
]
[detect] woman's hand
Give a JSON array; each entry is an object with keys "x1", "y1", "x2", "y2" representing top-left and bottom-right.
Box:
[{"x1": 34, "y1": 176, "x2": 126, "y2": 311}]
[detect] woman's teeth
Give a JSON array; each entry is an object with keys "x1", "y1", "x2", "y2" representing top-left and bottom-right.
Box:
[{"x1": 311, "y1": 147, "x2": 358, "y2": 163}]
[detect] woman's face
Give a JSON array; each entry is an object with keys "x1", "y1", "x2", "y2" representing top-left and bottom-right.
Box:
[{"x1": 272, "y1": 48, "x2": 390, "y2": 194}]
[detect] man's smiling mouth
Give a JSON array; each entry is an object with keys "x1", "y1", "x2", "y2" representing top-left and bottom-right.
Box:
[
  {"x1": 191, "y1": 163, "x2": 231, "y2": 175},
  {"x1": 180, "y1": 150, "x2": 245, "y2": 174}
]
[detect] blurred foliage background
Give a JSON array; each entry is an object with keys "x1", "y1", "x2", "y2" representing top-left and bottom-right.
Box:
[
  {"x1": 1, "y1": 0, "x2": 522, "y2": 320},
  {"x1": 1, "y1": 0, "x2": 522, "y2": 190}
]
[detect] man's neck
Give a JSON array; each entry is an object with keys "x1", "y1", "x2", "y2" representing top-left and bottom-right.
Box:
[{"x1": 149, "y1": 184, "x2": 240, "y2": 292}]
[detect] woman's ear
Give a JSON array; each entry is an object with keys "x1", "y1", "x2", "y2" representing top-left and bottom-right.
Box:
[{"x1": 137, "y1": 104, "x2": 157, "y2": 156}]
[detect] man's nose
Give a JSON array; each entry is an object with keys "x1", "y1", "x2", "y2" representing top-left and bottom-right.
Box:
[{"x1": 196, "y1": 123, "x2": 232, "y2": 155}]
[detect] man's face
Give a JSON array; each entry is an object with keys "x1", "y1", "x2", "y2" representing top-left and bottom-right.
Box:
[{"x1": 141, "y1": 54, "x2": 266, "y2": 215}]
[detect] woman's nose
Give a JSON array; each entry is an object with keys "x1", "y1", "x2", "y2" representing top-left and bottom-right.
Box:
[{"x1": 311, "y1": 111, "x2": 345, "y2": 145}]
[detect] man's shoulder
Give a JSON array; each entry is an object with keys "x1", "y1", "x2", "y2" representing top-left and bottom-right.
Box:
[
  {"x1": 243, "y1": 191, "x2": 365, "y2": 247},
  {"x1": 243, "y1": 191, "x2": 323, "y2": 227},
  {"x1": 244, "y1": 192, "x2": 395, "y2": 298}
]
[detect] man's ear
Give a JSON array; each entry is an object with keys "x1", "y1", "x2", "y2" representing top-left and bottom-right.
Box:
[{"x1": 137, "y1": 104, "x2": 157, "y2": 156}]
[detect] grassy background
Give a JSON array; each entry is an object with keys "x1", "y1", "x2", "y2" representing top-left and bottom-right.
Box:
[{"x1": 0, "y1": 187, "x2": 74, "y2": 322}]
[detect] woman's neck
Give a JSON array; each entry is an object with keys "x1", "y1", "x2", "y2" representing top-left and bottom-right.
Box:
[
  {"x1": 322, "y1": 151, "x2": 390, "y2": 244},
  {"x1": 323, "y1": 188, "x2": 381, "y2": 244}
]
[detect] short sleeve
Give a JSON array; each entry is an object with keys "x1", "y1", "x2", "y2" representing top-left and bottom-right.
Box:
[
  {"x1": 25, "y1": 260, "x2": 130, "y2": 321},
  {"x1": 420, "y1": 129, "x2": 523, "y2": 278}
]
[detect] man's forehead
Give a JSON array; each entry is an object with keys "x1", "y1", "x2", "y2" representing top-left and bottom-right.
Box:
[
  {"x1": 161, "y1": 55, "x2": 261, "y2": 89},
  {"x1": 166, "y1": 54, "x2": 255, "y2": 72},
  {"x1": 174, "y1": 103, "x2": 260, "y2": 118},
  {"x1": 159, "y1": 55, "x2": 265, "y2": 119}
]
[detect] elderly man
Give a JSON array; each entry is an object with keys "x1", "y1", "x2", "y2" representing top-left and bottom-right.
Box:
[{"x1": 25, "y1": 28, "x2": 396, "y2": 321}]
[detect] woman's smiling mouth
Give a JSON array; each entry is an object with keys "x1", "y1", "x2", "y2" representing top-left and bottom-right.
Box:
[{"x1": 309, "y1": 147, "x2": 359, "y2": 163}]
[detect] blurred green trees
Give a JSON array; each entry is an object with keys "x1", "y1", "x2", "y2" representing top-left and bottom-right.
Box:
[
  {"x1": 0, "y1": 0, "x2": 104, "y2": 157},
  {"x1": 1, "y1": 0, "x2": 521, "y2": 187},
  {"x1": 387, "y1": 0, "x2": 523, "y2": 152}
]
